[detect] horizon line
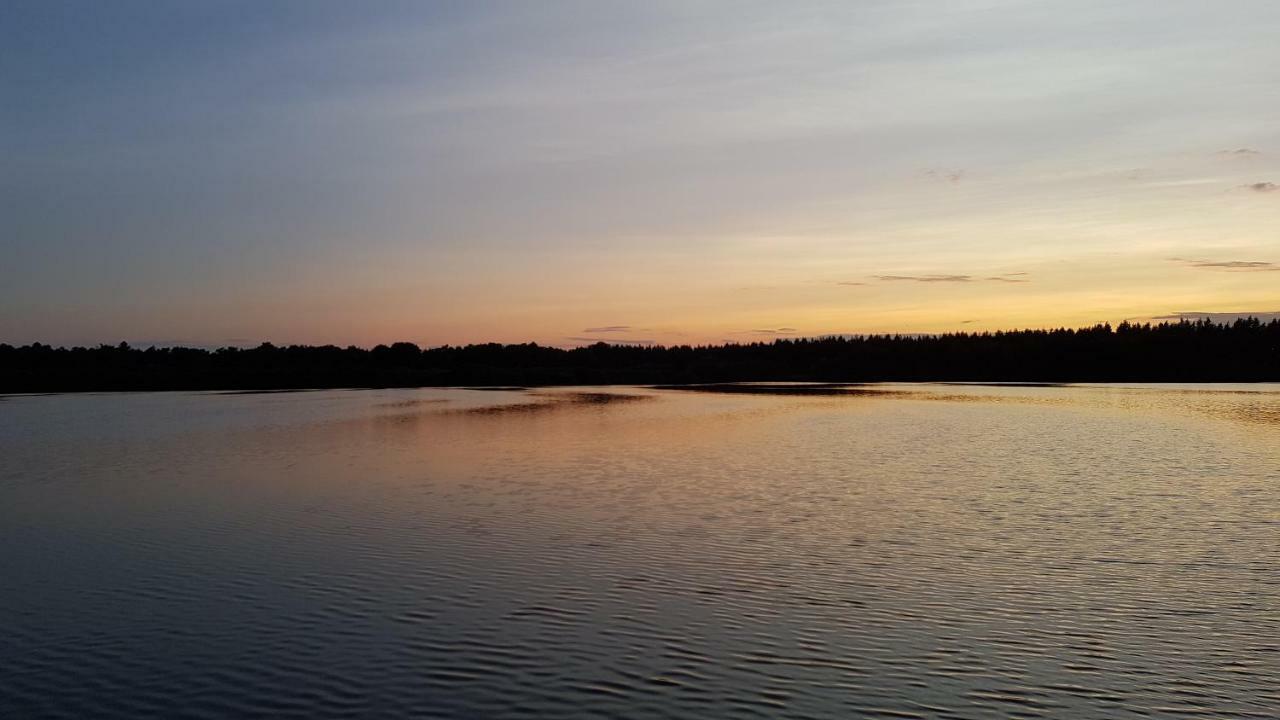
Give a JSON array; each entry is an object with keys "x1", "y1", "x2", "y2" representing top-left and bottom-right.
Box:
[{"x1": 8, "y1": 315, "x2": 1280, "y2": 353}]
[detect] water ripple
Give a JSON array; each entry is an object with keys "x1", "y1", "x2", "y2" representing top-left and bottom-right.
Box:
[{"x1": 1, "y1": 384, "x2": 1277, "y2": 718}]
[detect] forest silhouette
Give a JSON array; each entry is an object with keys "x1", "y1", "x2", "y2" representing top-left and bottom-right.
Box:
[{"x1": 3, "y1": 319, "x2": 1278, "y2": 393}]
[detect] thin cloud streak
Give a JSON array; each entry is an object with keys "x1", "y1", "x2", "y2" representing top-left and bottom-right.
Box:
[
  {"x1": 564, "y1": 336, "x2": 655, "y2": 346},
  {"x1": 1147, "y1": 311, "x2": 1280, "y2": 323},
  {"x1": 873, "y1": 273, "x2": 1030, "y2": 283},
  {"x1": 876, "y1": 275, "x2": 973, "y2": 283},
  {"x1": 735, "y1": 328, "x2": 799, "y2": 336},
  {"x1": 1170, "y1": 258, "x2": 1279, "y2": 271}
]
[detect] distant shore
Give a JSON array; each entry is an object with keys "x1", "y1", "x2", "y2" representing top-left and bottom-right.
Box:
[{"x1": 3, "y1": 319, "x2": 1278, "y2": 393}]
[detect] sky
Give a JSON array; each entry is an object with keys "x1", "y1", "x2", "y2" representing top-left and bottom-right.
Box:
[{"x1": 3, "y1": 0, "x2": 1279, "y2": 348}]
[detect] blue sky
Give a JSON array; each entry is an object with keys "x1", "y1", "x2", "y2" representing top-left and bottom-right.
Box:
[{"x1": 4, "y1": 1, "x2": 1279, "y2": 347}]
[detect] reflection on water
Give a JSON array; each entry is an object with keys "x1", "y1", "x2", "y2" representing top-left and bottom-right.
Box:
[
  {"x1": 656, "y1": 382, "x2": 899, "y2": 396},
  {"x1": 446, "y1": 391, "x2": 655, "y2": 416},
  {"x1": 1, "y1": 384, "x2": 1278, "y2": 718}
]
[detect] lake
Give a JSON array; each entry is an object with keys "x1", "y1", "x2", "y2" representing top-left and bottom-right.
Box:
[{"x1": 1, "y1": 384, "x2": 1277, "y2": 718}]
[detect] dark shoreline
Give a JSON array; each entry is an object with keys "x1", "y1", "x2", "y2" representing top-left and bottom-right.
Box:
[{"x1": 4, "y1": 318, "x2": 1279, "y2": 394}]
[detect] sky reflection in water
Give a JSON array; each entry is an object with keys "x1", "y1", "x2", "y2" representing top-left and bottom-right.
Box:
[{"x1": 1, "y1": 384, "x2": 1277, "y2": 718}]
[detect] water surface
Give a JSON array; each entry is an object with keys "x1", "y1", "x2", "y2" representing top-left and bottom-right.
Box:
[{"x1": 2, "y1": 384, "x2": 1277, "y2": 718}]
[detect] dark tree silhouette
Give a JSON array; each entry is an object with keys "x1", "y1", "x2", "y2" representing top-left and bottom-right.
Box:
[{"x1": 2, "y1": 319, "x2": 1278, "y2": 393}]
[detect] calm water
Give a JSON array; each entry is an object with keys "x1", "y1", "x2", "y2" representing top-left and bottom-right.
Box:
[{"x1": 1, "y1": 384, "x2": 1277, "y2": 719}]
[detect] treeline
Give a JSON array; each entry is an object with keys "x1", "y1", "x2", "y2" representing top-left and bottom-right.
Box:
[{"x1": 2, "y1": 319, "x2": 1279, "y2": 393}]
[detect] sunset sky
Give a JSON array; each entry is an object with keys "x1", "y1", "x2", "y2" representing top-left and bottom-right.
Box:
[{"x1": 4, "y1": 1, "x2": 1279, "y2": 348}]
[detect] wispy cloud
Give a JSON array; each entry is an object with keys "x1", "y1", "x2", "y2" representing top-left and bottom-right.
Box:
[
  {"x1": 582, "y1": 325, "x2": 631, "y2": 333},
  {"x1": 1243, "y1": 181, "x2": 1278, "y2": 193},
  {"x1": 745, "y1": 327, "x2": 797, "y2": 335},
  {"x1": 1148, "y1": 311, "x2": 1280, "y2": 323},
  {"x1": 564, "y1": 336, "x2": 655, "y2": 346},
  {"x1": 985, "y1": 272, "x2": 1030, "y2": 283},
  {"x1": 874, "y1": 271, "x2": 1030, "y2": 284},
  {"x1": 1217, "y1": 148, "x2": 1261, "y2": 156},
  {"x1": 877, "y1": 274, "x2": 972, "y2": 283},
  {"x1": 1170, "y1": 257, "x2": 1279, "y2": 272},
  {"x1": 836, "y1": 281, "x2": 867, "y2": 286},
  {"x1": 924, "y1": 169, "x2": 965, "y2": 184}
]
